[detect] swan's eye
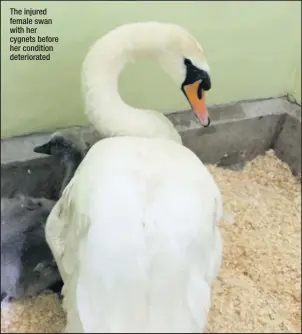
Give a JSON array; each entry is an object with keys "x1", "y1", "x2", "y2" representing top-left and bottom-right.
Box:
[{"x1": 184, "y1": 58, "x2": 192, "y2": 67}]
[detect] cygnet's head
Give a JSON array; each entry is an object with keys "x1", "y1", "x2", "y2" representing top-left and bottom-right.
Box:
[
  {"x1": 33, "y1": 130, "x2": 88, "y2": 161},
  {"x1": 33, "y1": 130, "x2": 89, "y2": 196},
  {"x1": 156, "y1": 23, "x2": 212, "y2": 127}
]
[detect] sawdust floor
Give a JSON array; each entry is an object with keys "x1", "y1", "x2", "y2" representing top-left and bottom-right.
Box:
[{"x1": 1, "y1": 150, "x2": 301, "y2": 333}]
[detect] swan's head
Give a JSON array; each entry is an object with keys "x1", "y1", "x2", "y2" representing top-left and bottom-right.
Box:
[{"x1": 157, "y1": 26, "x2": 211, "y2": 127}]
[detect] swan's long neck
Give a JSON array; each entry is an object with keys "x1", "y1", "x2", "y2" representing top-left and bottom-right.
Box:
[{"x1": 82, "y1": 23, "x2": 182, "y2": 144}]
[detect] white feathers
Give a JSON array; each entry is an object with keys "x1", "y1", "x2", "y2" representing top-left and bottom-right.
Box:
[
  {"x1": 46, "y1": 137, "x2": 223, "y2": 332},
  {"x1": 46, "y1": 22, "x2": 222, "y2": 333}
]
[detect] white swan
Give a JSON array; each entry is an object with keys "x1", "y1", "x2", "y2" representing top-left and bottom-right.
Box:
[{"x1": 46, "y1": 22, "x2": 223, "y2": 333}]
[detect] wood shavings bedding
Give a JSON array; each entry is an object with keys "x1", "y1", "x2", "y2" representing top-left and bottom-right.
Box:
[{"x1": 1, "y1": 150, "x2": 301, "y2": 333}]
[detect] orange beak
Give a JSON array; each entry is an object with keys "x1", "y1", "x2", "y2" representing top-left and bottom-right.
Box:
[{"x1": 183, "y1": 80, "x2": 210, "y2": 127}]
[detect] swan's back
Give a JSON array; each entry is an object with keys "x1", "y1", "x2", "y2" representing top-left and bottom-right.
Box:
[{"x1": 49, "y1": 137, "x2": 222, "y2": 333}]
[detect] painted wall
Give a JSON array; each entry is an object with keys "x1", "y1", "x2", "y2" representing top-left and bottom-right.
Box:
[
  {"x1": 292, "y1": 56, "x2": 301, "y2": 105},
  {"x1": 294, "y1": 67, "x2": 301, "y2": 105},
  {"x1": 1, "y1": 1, "x2": 301, "y2": 138},
  {"x1": 289, "y1": 25, "x2": 301, "y2": 105}
]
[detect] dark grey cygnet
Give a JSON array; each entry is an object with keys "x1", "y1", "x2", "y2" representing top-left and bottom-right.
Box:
[{"x1": 1, "y1": 131, "x2": 89, "y2": 302}]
